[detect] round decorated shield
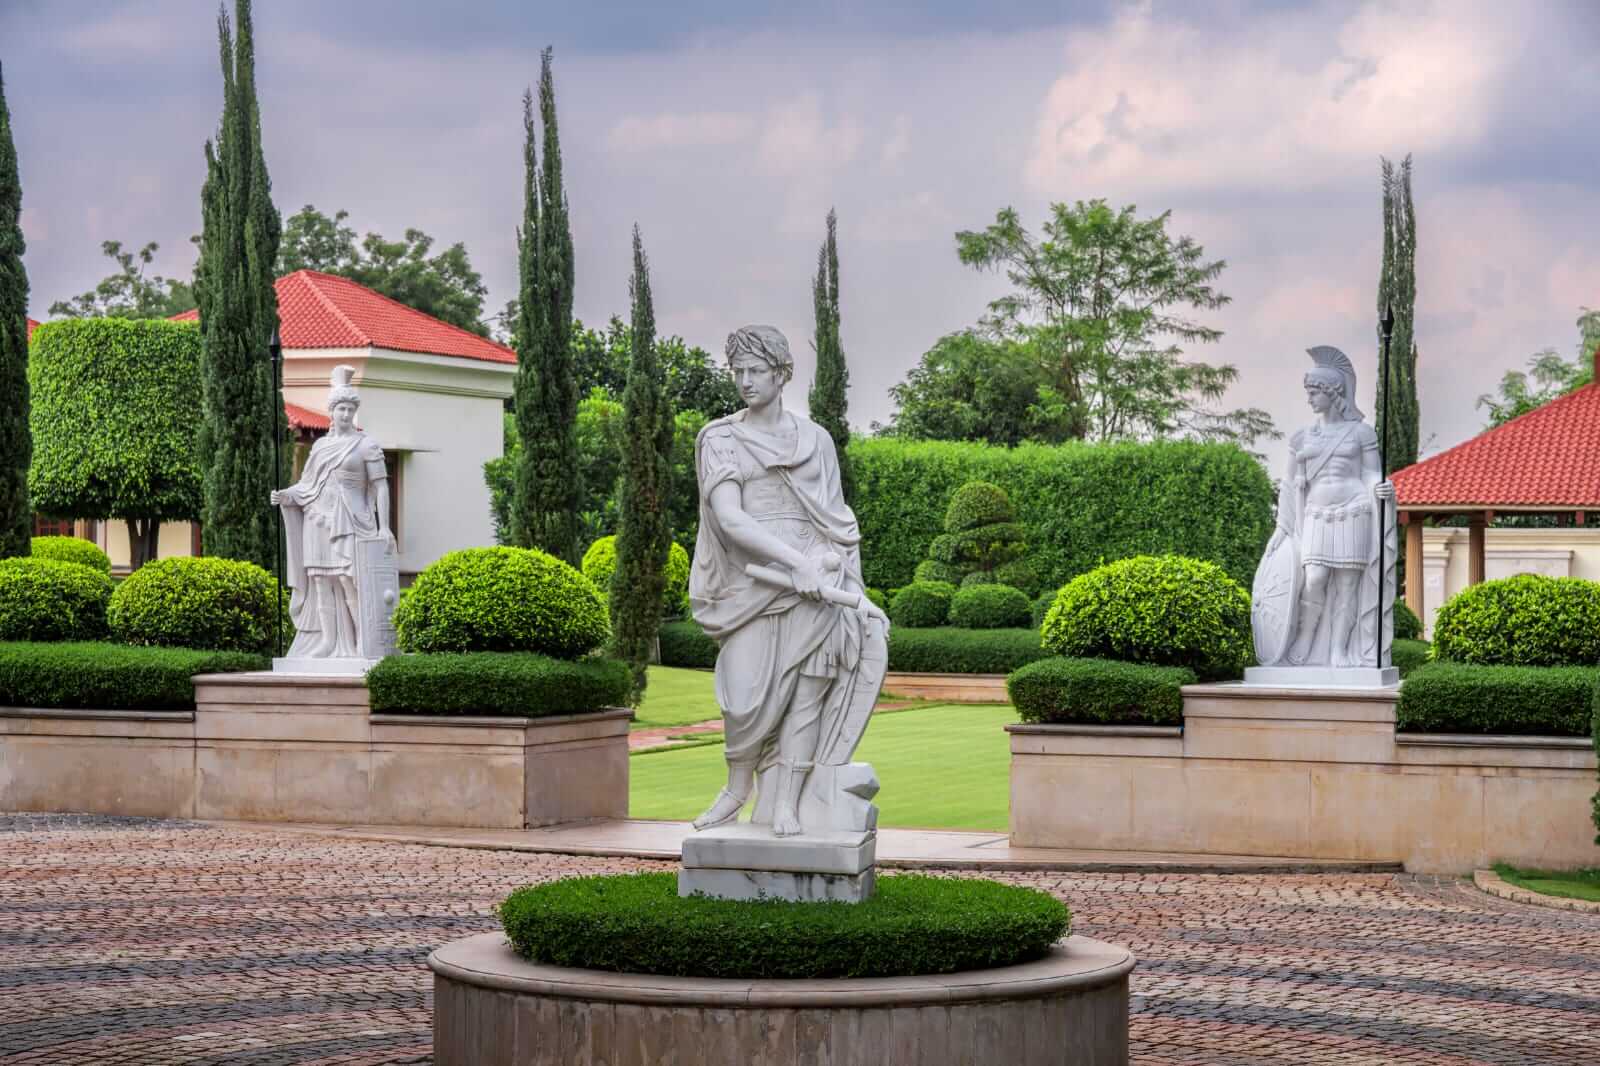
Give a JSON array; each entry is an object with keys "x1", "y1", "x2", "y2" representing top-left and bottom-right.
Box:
[{"x1": 1251, "y1": 530, "x2": 1301, "y2": 665}]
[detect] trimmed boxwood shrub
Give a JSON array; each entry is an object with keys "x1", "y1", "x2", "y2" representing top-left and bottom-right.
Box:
[
  {"x1": 1041, "y1": 555, "x2": 1252, "y2": 681},
  {"x1": 1430, "y1": 574, "x2": 1600, "y2": 667},
  {"x1": 887, "y1": 627, "x2": 1047, "y2": 674},
  {"x1": 31, "y1": 536, "x2": 112, "y2": 574},
  {"x1": 1396, "y1": 662, "x2": 1597, "y2": 736},
  {"x1": 658, "y1": 619, "x2": 719, "y2": 668},
  {"x1": 582, "y1": 535, "x2": 692, "y2": 618},
  {"x1": 948, "y1": 583, "x2": 1031, "y2": 629},
  {"x1": 912, "y1": 559, "x2": 961, "y2": 585},
  {"x1": 850, "y1": 437, "x2": 1274, "y2": 592},
  {"x1": 498, "y1": 872, "x2": 1069, "y2": 979},
  {"x1": 0, "y1": 557, "x2": 113, "y2": 642},
  {"x1": 395, "y1": 547, "x2": 609, "y2": 658},
  {"x1": 1394, "y1": 601, "x2": 1422, "y2": 642},
  {"x1": 888, "y1": 580, "x2": 955, "y2": 628},
  {"x1": 108, "y1": 557, "x2": 276, "y2": 653},
  {"x1": 0, "y1": 641, "x2": 266, "y2": 710},
  {"x1": 366, "y1": 652, "x2": 631, "y2": 717},
  {"x1": 1008, "y1": 657, "x2": 1194, "y2": 726},
  {"x1": 1393, "y1": 638, "x2": 1431, "y2": 679}
]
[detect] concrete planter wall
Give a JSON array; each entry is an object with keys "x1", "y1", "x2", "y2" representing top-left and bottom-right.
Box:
[
  {"x1": 430, "y1": 932, "x2": 1133, "y2": 1066},
  {"x1": 881, "y1": 672, "x2": 1008, "y2": 703},
  {"x1": 0, "y1": 673, "x2": 631, "y2": 830},
  {"x1": 1009, "y1": 683, "x2": 1600, "y2": 873}
]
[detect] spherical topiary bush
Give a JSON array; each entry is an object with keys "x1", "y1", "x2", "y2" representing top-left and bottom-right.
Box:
[
  {"x1": 949, "y1": 583, "x2": 1032, "y2": 629},
  {"x1": 889, "y1": 580, "x2": 956, "y2": 628},
  {"x1": 581, "y1": 536, "x2": 691, "y2": 618},
  {"x1": 1430, "y1": 574, "x2": 1600, "y2": 666},
  {"x1": 0, "y1": 557, "x2": 113, "y2": 641},
  {"x1": 944, "y1": 481, "x2": 1013, "y2": 532},
  {"x1": 31, "y1": 536, "x2": 112, "y2": 575},
  {"x1": 108, "y1": 557, "x2": 276, "y2": 652},
  {"x1": 396, "y1": 547, "x2": 609, "y2": 658},
  {"x1": 1394, "y1": 600, "x2": 1423, "y2": 642},
  {"x1": 1041, "y1": 555, "x2": 1252, "y2": 681}
]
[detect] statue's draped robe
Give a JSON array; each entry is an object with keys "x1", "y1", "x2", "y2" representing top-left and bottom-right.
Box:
[
  {"x1": 276, "y1": 431, "x2": 386, "y2": 657},
  {"x1": 690, "y1": 412, "x2": 884, "y2": 774}
]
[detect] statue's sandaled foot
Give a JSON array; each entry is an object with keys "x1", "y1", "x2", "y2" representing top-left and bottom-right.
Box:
[{"x1": 692, "y1": 788, "x2": 746, "y2": 831}]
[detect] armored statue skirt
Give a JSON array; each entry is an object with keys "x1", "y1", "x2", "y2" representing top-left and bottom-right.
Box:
[{"x1": 1300, "y1": 494, "x2": 1374, "y2": 569}]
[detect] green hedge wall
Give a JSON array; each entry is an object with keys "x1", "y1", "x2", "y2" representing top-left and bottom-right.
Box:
[
  {"x1": 1008, "y1": 657, "x2": 1194, "y2": 726},
  {"x1": 0, "y1": 641, "x2": 266, "y2": 710},
  {"x1": 366, "y1": 652, "x2": 632, "y2": 717},
  {"x1": 1396, "y1": 662, "x2": 1597, "y2": 737},
  {"x1": 658, "y1": 620, "x2": 1049, "y2": 676},
  {"x1": 849, "y1": 437, "x2": 1274, "y2": 591},
  {"x1": 659, "y1": 620, "x2": 718, "y2": 669}
]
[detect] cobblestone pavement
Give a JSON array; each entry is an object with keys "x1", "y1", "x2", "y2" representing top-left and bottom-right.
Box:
[{"x1": 2, "y1": 814, "x2": 1597, "y2": 1065}]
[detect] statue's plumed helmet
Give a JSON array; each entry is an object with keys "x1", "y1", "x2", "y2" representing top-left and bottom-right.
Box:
[
  {"x1": 327, "y1": 364, "x2": 361, "y2": 411},
  {"x1": 725, "y1": 325, "x2": 794, "y2": 382}
]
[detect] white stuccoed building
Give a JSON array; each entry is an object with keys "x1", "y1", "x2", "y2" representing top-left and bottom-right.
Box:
[{"x1": 64, "y1": 270, "x2": 515, "y2": 578}]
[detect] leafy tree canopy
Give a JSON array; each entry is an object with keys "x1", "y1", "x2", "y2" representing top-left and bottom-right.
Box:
[
  {"x1": 276, "y1": 204, "x2": 489, "y2": 336},
  {"x1": 49, "y1": 240, "x2": 197, "y2": 320},
  {"x1": 1477, "y1": 308, "x2": 1600, "y2": 428},
  {"x1": 888, "y1": 200, "x2": 1276, "y2": 451},
  {"x1": 571, "y1": 315, "x2": 740, "y2": 419}
]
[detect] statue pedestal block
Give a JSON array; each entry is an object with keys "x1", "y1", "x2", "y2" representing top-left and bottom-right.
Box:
[
  {"x1": 678, "y1": 822, "x2": 876, "y2": 902},
  {"x1": 1243, "y1": 665, "x2": 1399, "y2": 688},
  {"x1": 272, "y1": 656, "x2": 379, "y2": 676}
]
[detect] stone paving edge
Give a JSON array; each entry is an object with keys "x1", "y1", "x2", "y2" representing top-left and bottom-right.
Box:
[{"x1": 1473, "y1": 867, "x2": 1600, "y2": 913}]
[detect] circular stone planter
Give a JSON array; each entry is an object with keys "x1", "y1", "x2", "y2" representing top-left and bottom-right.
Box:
[{"x1": 430, "y1": 932, "x2": 1134, "y2": 1065}]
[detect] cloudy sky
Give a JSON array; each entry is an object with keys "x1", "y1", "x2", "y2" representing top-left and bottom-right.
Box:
[{"x1": 4, "y1": 0, "x2": 1597, "y2": 468}]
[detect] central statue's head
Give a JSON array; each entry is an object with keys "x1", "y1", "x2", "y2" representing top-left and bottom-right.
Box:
[{"x1": 725, "y1": 325, "x2": 793, "y2": 408}]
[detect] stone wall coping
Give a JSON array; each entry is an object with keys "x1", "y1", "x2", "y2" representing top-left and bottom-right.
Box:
[
  {"x1": 429, "y1": 933, "x2": 1133, "y2": 1009},
  {"x1": 0, "y1": 707, "x2": 196, "y2": 722},
  {"x1": 370, "y1": 709, "x2": 634, "y2": 728},
  {"x1": 1182, "y1": 682, "x2": 1399, "y2": 702},
  {"x1": 1395, "y1": 732, "x2": 1593, "y2": 751},
  {"x1": 883, "y1": 671, "x2": 1007, "y2": 681},
  {"x1": 193, "y1": 671, "x2": 368, "y2": 688},
  {"x1": 1005, "y1": 723, "x2": 1182, "y2": 738}
]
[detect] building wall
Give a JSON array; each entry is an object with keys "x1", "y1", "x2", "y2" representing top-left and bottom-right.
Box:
[{"x1": 1418, "y1": 526, "x2": 1600, "y2": 636}]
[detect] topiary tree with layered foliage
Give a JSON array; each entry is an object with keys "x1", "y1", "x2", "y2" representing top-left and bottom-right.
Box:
[
  {"x1": 915, "y1": 481, "x2": 1035, "y2": 593},
  {"x1": 29, "y1": 319, "x2": 203, "y2": 569}
]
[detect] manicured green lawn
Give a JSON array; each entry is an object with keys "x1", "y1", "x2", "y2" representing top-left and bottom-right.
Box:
[
  {"x1": 633, "y1": 666, "x2": 720, "y2": 729},
  {"x1": 1493, "y1": 863, "x2": 1600, "y2": 903},
  {"x1": 630, "y1": 703, "x2": 1014, "y2": 831}
]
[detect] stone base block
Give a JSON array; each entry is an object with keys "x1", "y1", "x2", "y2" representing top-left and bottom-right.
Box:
[
  {"x1": 678, "y1": 866, "x2": 876, "y2": 902},
  {"x1": 271, "y1": 656, "x2": 378, "y2": 676},
  {"x1": 1243, "y1": 665, "x2": 1399, "y2": 687}
]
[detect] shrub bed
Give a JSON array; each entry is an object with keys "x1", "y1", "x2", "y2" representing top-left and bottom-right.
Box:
[
  {"x1": 1008, "y1": 657, "x2": 1194, "y2": 726},
  {"x1": 395, "y1": 547, "x2": 609, "y2": 658},
  {"x1": 1393, "y1": 638, "x2": 1430, "y2": 678},
  {"x1": 888, "y1": 627, "x2": 1048, "y2": 674},
  {"x1": 1396, "y1": 662, "x2": 1597, "y2": 736},
  {"x1": 498, "y1": 872, "x2": 1069, "y2": 979},
  {"x1": 0, "y1": 641, "x2": 266, "y2": 710},
  {"x1": 1041, "y1": 555, "x2": 1252, "y2": 681},
  {"x1": 658, "y1": 620, "x2": 719, "y2": 669},
  {"x1": 888, "y1": 580, "x2": 955, "y2": 628},
  {"x1": 366, "y1": 652, "x2": 631, "y2": 717},
  {"x1": 31, "y1": 535, "x2": 112, "y2": 574},
  {"x1": 108, "y1": 557, "x2": 276, "y2": 653},
  {"x1": 948, "y1": 583, "x2": 1031, "y2": 629},
  {"x1": 0, "y1": 558, "x2": 113, "y2": 642},
  {"x1": 1430, "y1": 574, "x2": 1600, "y2": 666}
]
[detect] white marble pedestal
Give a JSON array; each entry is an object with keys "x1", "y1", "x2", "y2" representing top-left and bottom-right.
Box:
[
  {"x1": 679, "y1": 823, "x2": 877, "y2": 902},
  {"x1": 272, "y1": 656, "x2": 380, "y2": 676},
  {"x1": 1243, "y1": 665, "x2": 1399, "y2": 687}
]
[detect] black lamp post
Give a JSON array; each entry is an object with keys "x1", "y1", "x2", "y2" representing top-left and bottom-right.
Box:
[
  {"x1": 1377, "y1": 303, "x2": 1395, "y2": 669},
  {"x1": 269, "y1": 326, "x2": 284, "y2": 659}
]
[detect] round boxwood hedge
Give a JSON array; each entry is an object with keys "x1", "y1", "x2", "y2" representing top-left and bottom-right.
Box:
[
  {"x1": 948, "y1": 583, "x2": 1031, "y2": 629},
  {"x1": 108, "y1": 557, "x2": 277, "y2": 653},
  {"x1": 888, "y1": 580, "x2": 955, "y2": 628},
  {"x1": 581, "y1": 535, "x2": 691, "y2": 618},
  {"x1": 1041, "y1": 555, "x2": 1252, "y2": 681},
  {"x1": 498, "y1": 872, "x2": 1069, "y2": 979},
  {"x1": 1430, "y1": 574, "x2": 1600, "y2": 667},
  {"x1": 395, "y1": 547, "x2": 609, "y2": 658},
  {"x1": 0, "y1": 557, "x2": 113, "y2": 642},
  {"x1": 31, "y1": 536, "x2": 112, "y2": 574},
  {"x1": 1394, "y1": 600, "x2": 1422, "y2": 641}
]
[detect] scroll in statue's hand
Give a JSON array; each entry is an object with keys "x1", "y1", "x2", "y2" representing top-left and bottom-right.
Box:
[{"x1": 790, "y1": 558, "x2": 826, "y2": 601}]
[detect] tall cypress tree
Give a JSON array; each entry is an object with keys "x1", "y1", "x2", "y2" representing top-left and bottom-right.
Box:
[
  {"x1": 196, "y1": 0, "x2": 282, "y2": 570},
  {"x1": 0, "y1": 63, "x2": 30, "y2": 559},
  {"x1": 609, "y1": 226, "x2": 674, "y2": 702},
  {"x1": 511, "y1": 47, "x2": 581, "y2": 564},
  {"x1": 1375, "y1": 155, "x2": 1418, "y2": 475},
  {"x1": 808, "y1": 208, "x2": 853, "y2": 503}
]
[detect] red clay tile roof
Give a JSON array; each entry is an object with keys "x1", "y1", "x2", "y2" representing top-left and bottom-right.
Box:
[
  {"x1": 1393, "y1": 357, "x2": 1600, "y2": 510},
  {"x1": 284, "y1": 401, "x2": 330, "y2": 432},
  {"x1": 26, "y1": 318, "x2": 39, "y2": 341},
  {"x1": 170, "y1": 270, "x2": 515, "y2": 365}
]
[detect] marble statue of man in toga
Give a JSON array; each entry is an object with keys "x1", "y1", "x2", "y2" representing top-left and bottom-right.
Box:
[{"x1": 688, "y1": 325, "x2": 890, "y2": 838}]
